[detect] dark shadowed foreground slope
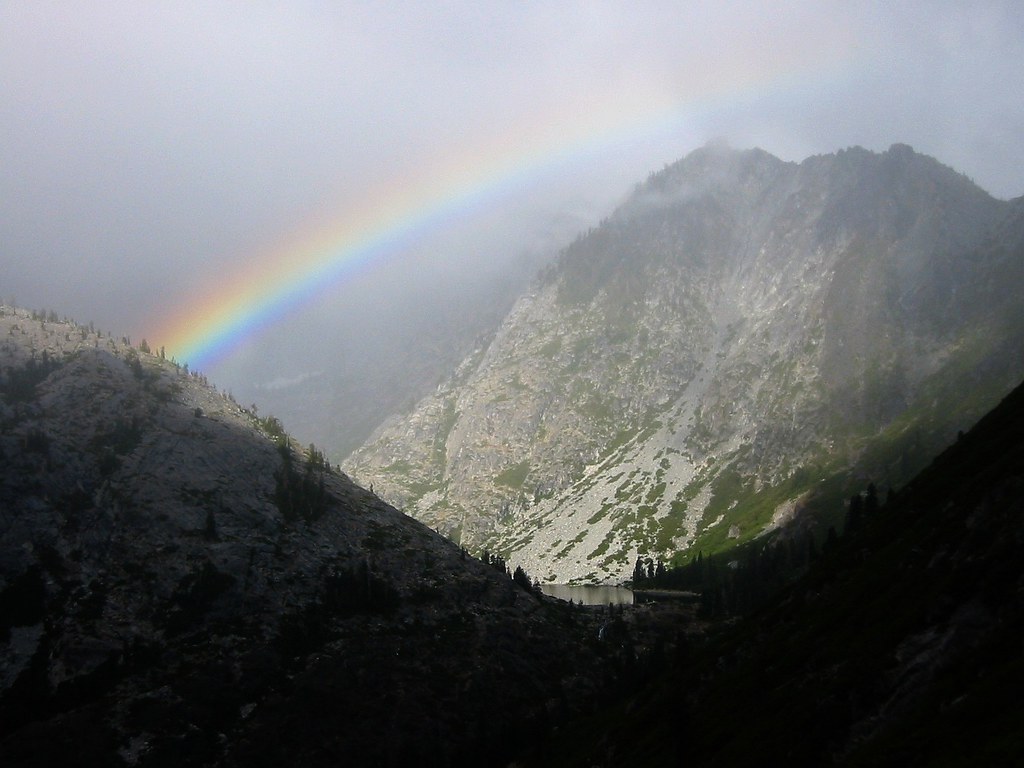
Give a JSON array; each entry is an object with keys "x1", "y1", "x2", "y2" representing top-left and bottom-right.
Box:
[
  {"x1": 532, "y1": 377, "x2": 1024, "y2": 766},
  {"x1": 0, "y1": 307, "x2": 611, "y2": 767}
]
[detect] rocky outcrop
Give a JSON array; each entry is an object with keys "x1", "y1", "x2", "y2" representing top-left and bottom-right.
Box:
[
  {"x1": 0, "y1": 307, "x2": 607, "y2": 766},
  {"x1": 346, "y1": 144, "x2": 1024, "y2": 583}
]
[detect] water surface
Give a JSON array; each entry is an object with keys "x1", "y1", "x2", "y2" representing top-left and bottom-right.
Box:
[{"x1": 540, "y1": 584, "x2": 634, "y2": 605}]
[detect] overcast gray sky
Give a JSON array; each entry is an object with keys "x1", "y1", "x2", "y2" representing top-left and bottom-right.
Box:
[{"x1": 3, "y1": 1, "x2": 1023, "y2": 390}]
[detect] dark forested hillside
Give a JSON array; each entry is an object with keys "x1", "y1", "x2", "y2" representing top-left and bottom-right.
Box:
[
  {"x1": 532, "y1": 377, "x2": 1024, "y2": 766},
  {"x1": 0, "y1": 306, "x2": 615, "y2": 767}
]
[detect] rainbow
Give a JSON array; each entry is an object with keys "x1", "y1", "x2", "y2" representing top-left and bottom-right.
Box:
[{"x1": 152, "y1": 53, "x2": 857, "y2": 372}]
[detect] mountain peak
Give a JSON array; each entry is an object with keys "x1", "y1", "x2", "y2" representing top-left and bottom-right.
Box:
[
  {"x1": 886, "y1": 141, "x2": 916, "y2": 156},
  {"x1": 347, "y1": 145, "x2": 1024, "y2": 583}
]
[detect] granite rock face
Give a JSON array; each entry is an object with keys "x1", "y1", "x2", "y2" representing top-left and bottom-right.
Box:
[{"x1": 347, "y1": 144, "x2": 1024, "y2": 583}]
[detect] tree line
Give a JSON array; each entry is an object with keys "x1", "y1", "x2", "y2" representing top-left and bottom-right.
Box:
[
  {"x1": 480, "y1": 550, "x2": 541, "y2": 595},
  {"x1": 633, "y1": 483, "x2": 887, "y2": 617}
]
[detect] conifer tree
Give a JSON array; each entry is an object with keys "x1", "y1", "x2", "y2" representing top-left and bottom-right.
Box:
[
  {"x1": 864, "y1": 483, "x2": 879, "y2": 516},
  {"x1": 845, "y1": 493, "x2": 864, "y2": 534},
  {"x1": 632, "y1": 556, "x2": 647, "y2": 586}
]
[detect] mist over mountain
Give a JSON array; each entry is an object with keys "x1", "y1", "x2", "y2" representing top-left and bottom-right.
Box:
[
  {"x1": 346, "y1": 143, "x2": 1024, "y2": 583},
  {"x1": 218, "y1": 207, "x2": 585, "y2": 460}
]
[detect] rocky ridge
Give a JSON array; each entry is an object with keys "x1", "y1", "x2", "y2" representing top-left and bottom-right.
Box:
[
  {"x1": 0, "y1": 305, "x2": 610, "y2": 766},
  {"x1": 346, "y1": 144, "x2": 1024, "y2": 583}
]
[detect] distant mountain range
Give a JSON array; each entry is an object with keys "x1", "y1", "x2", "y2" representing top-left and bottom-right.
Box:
[{"x1": 346, "y1": 143, "x2": 1024, "y2": 583}]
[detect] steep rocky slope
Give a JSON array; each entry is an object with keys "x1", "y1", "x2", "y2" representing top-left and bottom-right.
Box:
[
  {"x1": 533, "y1": 375, "x2": 1024, "y2": 767},
  {"x1": 347, "y1": 144, "x2": 1024, "y2": 583},
  {"x1": 0, "y1": 306, "x2": 607, "y2": 766}
]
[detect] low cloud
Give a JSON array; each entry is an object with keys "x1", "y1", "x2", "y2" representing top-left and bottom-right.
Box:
[{"x1": 1, "y1": 1, "x2": 1021, "y2": 415}]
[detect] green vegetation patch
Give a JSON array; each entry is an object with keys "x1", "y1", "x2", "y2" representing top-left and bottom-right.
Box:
[
  {"x1": 554, "y1": 529, "x2": 588, "y2": 560},
  {"x1": 539, "y1": 337, "x2": 562, "y2": 358},
  {"x1": 505, "y1": 532, "x2": 535, "y2": 551},
  {"x1": 579, "y1": 394, "x2": 615, "y2": 423},
  {"x1": 685, "y1": 464, "x2": 840, "y2": 558},
  {"x1": 606, "y1": 427, "x2": 639, "y2": 454},
  {"x1": 430, "y1": 397, "x2": 459, "y2": 469},
  {"x1": 383, "y1": 459, "x2": 415, "y2": 474},
  {"x1": 494, "y1": 460, "x2": 531, "y2": 489},
  {"x1": 398, "y1": 478, "x2": 443, "y2": 498},
  {"x1": 588, "y1": 529, "x2": 618, "y2": 561},
  {"x1": 645, "y1": 481, "x2": 667, "y2": 505},
  {"x1": 587, "y1": 504, "x2": 613, "y2": 526},
  {"x1": 654, "y1": 497, "x2": 690, "y2": 553}
]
